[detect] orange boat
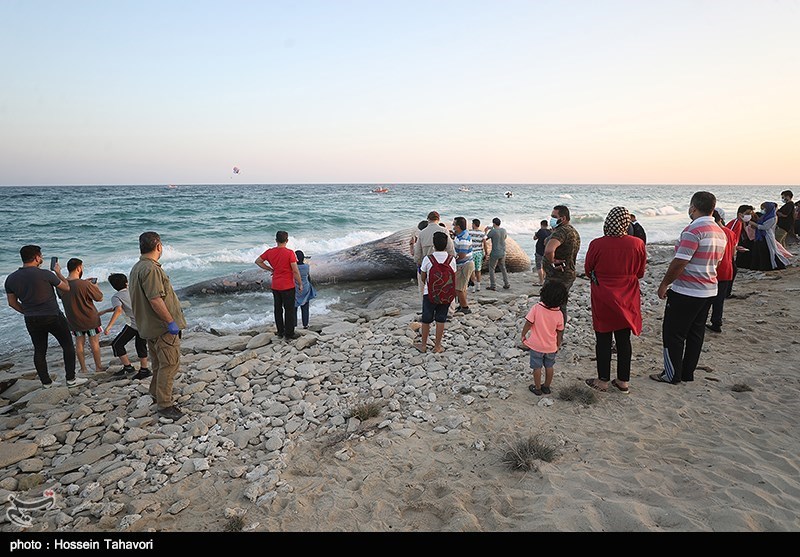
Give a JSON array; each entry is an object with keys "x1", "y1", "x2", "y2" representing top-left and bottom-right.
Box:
[{"x1": 372, "y1": 187, "x2": 389, "y2": 193}]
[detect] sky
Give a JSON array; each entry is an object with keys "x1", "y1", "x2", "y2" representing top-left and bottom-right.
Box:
[{"x1": 0, "y1": 0, "x2": 798, "y2": 186}]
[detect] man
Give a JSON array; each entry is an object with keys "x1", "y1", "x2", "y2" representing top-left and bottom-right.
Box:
[
  {"x1": 468, "y1": 219, "x2": 488, "y2": 293},
  {"x1": 255, "y1": 230, "x2": 303, "y2": 340},
  {"x1": 628, "y1": 214, "x2": 647, "y2": 244},
  {"x1": 485, "y1": 217, "x2": 510, "y2": 290},
  {"x1": 533, "y1": 220, "x2": 552, "y2": 286},
  {"x1": 706, "y1": 209, "x2": 737, "y2": 333},
  {"x1": 5, "y1": 246, "x2": 87, "y2": 388},
  {"x1": 775, "y1": 190, "x2": 795, "y2": 247},
  {"x1": 129, "y1": 232, "x2": 187, "y2": 420},
  {"x1": 652, "y1": 192, "x2": 726, "y2": 385},
  {"x1": 413, "y1": 211, "x2": 455, "y2": 294},
  {"x1": 451, "y1": 216, "x2": 475, "y2": 314},
  {"x1": 543, "y1": 205, "x2": 581, "y2": 322},
  {"x1": 58, "y1": 258, "x2": 105, "y2": 374}
]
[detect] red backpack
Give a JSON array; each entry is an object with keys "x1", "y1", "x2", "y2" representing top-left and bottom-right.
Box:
[{"x1": 426, "y1": 254, "x2": 456, "y2": 304}]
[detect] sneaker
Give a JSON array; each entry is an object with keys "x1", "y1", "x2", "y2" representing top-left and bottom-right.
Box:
[
  {"x1": 114, "y1": 365, "x2": 136, "y2": 377},
  {"x1": 503, "y1": 284, "x2": 511, "y2": 289},
  {"x1": 705, "y1": 323, "x2": 722, "y2": 333},
  {"x1": 475, "y1": 284, "x2": 481, "y2": 291},
  {"x1": 460, "y1": 307, "x2": 472, "y2": 314},
  {"x1": 454, "y1": 306, "x2": 464, "y2": 313},
  {"x1": 42, "y1": 381, "x2": 55, "y2": 389},
  {"x1": 158, "y1": 406, "x2": 184, "y2": 420},
  {"x1": 528, "y1": 384, "x2": 543, "y2": 396},
  {"x1": 66, "y1": 377, "x2": 88, "y2": 387},
  {"x1": 285, "y1": 333, "x2": 301, "y2": 340},
  {"x1": 541, "y1": 386, "x2": 552, "y2": 395},
  {"x1": 486, "y1": 286, "x2": 497, "y2": 291},
  {"x1": 133, "y1": 368, "x2": 152, "y2": 380}
]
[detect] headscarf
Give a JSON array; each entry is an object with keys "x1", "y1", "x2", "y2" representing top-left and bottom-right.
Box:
[
  {"x1": 755, "y1": 202, "x2": 777, "y2": 241},
  {"x1": 603, "y1": 206, "x2": 631, "y2": 237}
]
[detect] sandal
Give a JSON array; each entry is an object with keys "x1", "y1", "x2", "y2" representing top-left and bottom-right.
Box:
[
  {"x1": 528, "y1": 384, "x2": 543, "y2": 396},
  {"x1": 584, "y1": 378, "x2": 608, "y2": 392},
  {"x1": 611, "y1": 379, "x2": 629, "y2": 394}
]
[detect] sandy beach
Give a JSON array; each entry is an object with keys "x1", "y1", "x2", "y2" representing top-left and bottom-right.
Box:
[{"x1": 1, "y1": 244, "x2": 798, "y2": 532}]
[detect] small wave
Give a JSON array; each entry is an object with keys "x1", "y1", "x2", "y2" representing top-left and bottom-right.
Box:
[
  {"x1": 559, "y1": 194, "x2": 574, "y2": 199},
  {"x1": 642, "y1": 205, "x2": 681, "y2": 217},
  {"x1": 189, "y1": 297, "x2": 338, "y2": 333}
]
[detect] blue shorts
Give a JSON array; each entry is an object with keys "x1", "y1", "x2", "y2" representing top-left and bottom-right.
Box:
[
  {"x1": 421, "y1": 295, "x2": 449, "y2": 324},
  {"x1": 529, "y1": 350, "x2": 556, "y2": 369}
]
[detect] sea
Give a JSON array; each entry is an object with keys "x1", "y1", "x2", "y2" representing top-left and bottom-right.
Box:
[{"x1": 0, "y1": 183, "x2": 786, "y2": 359}]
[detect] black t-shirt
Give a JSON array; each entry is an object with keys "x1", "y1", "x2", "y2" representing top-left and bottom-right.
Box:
[
  {"x1": 777, "y1": 201, "x2": 795, "y2": 231},
  {"x1": 4, "y1": 266, "x2": 62, "y2": 316},
  {"x1": 534, "y1": 228, "x2": 552, "y2": 255}
]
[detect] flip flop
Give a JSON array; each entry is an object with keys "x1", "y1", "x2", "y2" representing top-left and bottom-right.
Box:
[
  {"x1": 611, "y1": 379, "x2": 629, "y2": 394},
  {"x1": 584, "y1": 378, "x2": 607, "y2": 392}
]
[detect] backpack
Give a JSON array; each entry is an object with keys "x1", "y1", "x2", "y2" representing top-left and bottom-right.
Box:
[{"x1": 426, "y1": 254, "x2": 456, "y2": 305}]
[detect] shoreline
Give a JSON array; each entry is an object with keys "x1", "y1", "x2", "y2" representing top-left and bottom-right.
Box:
[{"x1": 1, "y1": 245, "x2": 799, "y2": 532}]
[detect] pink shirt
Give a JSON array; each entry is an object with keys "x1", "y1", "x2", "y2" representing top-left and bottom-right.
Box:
[{"x1": 523, "y1": 302, "x2": 564, "y2": 354}]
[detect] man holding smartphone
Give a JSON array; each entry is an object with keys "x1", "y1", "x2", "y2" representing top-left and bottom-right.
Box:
[
  {"x1": 4, "y1": 245, "x2": 88, "y2": 388},
  {"x1": 58, "y1": 258, "x2": 105, "y2": 374}
]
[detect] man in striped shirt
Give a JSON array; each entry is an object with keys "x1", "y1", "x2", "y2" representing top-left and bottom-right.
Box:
[
  {"x1": 452, "y1": 216, "x2": 475, "y2": 314},
  {"x1": 652, "y1": 191, "x2": 726, "y2": 385}
]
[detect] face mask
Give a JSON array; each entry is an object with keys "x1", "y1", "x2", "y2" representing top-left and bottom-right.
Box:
[
  {"x1": 549, "y1": 217, "x2": 559, "y2": 228},
  {"x1": 742, "y1": 214, "x2": 752, "y2": 222},
  {"x1": 688, "y1": 209, "x2": 694, "y2": 221}
]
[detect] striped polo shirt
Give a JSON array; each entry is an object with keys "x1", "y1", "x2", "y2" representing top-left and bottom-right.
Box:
[
  {"x1": 468, "y1": 228, "x2": 486, "y2": 250},
  {"x1": 671, "y1": 216, "x2": 727, "y2": 298},
  {"x1": 454, "y1": 229, "x2": 473, "y2": 267}
]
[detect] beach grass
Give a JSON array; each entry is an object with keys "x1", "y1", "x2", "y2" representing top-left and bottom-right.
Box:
[
  {"x1": 558, "y1": 384, "x2": 599, "y2": 405},
  {"x1": 348, "y1": 401, "x2": 382, "y2": 421},
  {"x1": 731, "y1": 383, "x2": 753, "y2": 392},
  {"x1": 223, "y1": 516, "x2": 245, "y2": 532},
  {"x1": 501, "y1": 434, "x2": 558, "y2": 472}
]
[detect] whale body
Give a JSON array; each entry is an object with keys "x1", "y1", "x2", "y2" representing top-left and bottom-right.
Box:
[{"x1": 176, "y1": 227, "x2": 531, "y2": 297}]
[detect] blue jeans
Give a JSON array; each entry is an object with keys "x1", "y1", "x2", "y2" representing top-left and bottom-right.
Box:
[{"x1": 24, "y1": 313, "x2": 76, "y2": 384}]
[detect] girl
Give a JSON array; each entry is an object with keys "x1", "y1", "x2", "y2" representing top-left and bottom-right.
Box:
[
  {"x1": 294, "y1": 250, "x2": 317, "y2": 329},
  {"x1": 521, "y1": 281, "x2": 568, "y2": 396}
]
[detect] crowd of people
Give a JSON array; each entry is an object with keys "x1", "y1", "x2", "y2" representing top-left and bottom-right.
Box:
[{"x1": 4, "y1": 189, "x2": 795, "y2": 422}]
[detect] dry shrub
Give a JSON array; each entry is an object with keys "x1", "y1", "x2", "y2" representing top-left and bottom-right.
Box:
[
  {"x1": 558, "y1": 383, "x2": 598, "y2": 405},
  {"x1": 501, "y1": 434, "x2": 558, "y2": 472}
]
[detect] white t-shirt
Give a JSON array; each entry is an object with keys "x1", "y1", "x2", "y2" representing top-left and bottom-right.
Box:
[
  {"x1": 419, "y1": 252, "x2": 457, "y2": 296},
  {"x1": 111, "y1": 288, "x2": 137, "y2": 330}
]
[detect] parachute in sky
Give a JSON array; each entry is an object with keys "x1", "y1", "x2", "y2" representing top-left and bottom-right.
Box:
[{"x1": 232, "y1": 166, "x2": 240, "y2": 174}]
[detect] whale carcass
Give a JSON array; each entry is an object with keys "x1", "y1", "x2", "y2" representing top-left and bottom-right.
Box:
[{"x1": 176, "y1": 227, "x2": 531, "y2": 297}]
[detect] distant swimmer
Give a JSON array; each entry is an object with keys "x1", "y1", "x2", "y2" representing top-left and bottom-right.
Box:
[{"x1": 505, "y1": 191, "x2": 513, "y2": 198}]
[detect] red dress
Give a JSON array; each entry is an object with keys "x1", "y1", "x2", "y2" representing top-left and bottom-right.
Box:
[{"x1": 584, "y1": 235, "x2": 647, "y2": 334}]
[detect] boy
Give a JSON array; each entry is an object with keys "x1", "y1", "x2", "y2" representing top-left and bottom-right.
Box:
[
  {"x1": 415, "y1": 231, "x2": 456, "y2": 354},
  {"x1": 100, "y1": 273, "x2": 151, "y2": 379},
  {"x1": 533, "y1": 220, "x2": 552, "y2": 285},
  {"x1": 468, "y1": 218, "x2": 488, "y2": 293}
]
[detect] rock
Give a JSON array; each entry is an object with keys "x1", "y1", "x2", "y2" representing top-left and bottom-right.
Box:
[
  {"x1": 182, "y1": 382, "x2": 208, "y2": 395},
  {"x1": 17, "y1": 473, "x2": 45, "y2": 491},
  {"x1": 168, "y1": 499, "x2": 190, "y2": 514},
  {"x1": 296, "y1": 336, "x2": 318, "y2": 350},
  {"x1": 321, "y1": 322, "x2": 358, "y2": 336},
  {"x1": 263, "y1": 436, "x2": 283, "y2": 452},
  {"x1": 192, "y1": 458, "x2": 210, "y2": 472},
  {"x1": 538, "y1": 398, "x2": 554, "y2": 407},
  {"x1": 0, "y1": 441, "x2": 38, "y2": 468},
  {"x1": 225, "y1": 351, "x2": 258, "y2": 371},
  {"x1": 18, "y1": 458, "x2": 44, "y2": 473},
  {"x1": 17, "y1": 386, "x2": 71, "y2": 407},
  {"x1": 245, "y1": 333, "x2": 273, "y2": 350},
  {"x1": 123, "y1": 428, "x2": 150, "y2": 443},
  {"x1": 182, "y1": 332, "x2": 250, "y2": 353},
  {"x1": 118, "y1": 514, "x2": 142, "y2": 531},
  {"x1": 34, "y1": 433, "x2": 58, "y2": 447},
  {"x1": 51, "y1": 444, "x2": 116, "y2": 475}
]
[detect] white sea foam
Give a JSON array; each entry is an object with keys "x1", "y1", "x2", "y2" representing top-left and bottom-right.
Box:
[
  {"x1": 191, "y1": 296, "x2": 339, "y2": 333},
  {"x1": 559, "y1": 194, "x2": 574, "y2": 199},
  {"x1": 642, "y1": 205, "x2": 681, "y2": 217}
]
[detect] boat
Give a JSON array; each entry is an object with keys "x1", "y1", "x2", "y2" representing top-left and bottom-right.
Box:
[
  {"x1": 372, "y1": 187, "x2": 389, "y2": 193},
  {"x1": 167, "y1": 184, "x2": 178, "y2": 189},
  {"x1": 459, "y1": 187, "x2": 470, "y2": 192}
]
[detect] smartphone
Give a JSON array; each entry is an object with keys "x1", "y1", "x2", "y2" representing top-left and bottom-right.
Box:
[
  {"x1": 50, "y1": 257, "x2": 58, "y2": 271},
  {"x1": 89, "y1": 278, "x2": 98, "y2": 284}
]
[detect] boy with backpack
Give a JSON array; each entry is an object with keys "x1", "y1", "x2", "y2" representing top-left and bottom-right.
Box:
[{"x1": 415, "y1": 231, "x2": 456, "y2": 354}]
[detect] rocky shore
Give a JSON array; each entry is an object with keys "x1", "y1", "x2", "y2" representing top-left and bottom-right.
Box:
[{"x1": 2, "y1": 244, "x2": 798, "y2": 532}]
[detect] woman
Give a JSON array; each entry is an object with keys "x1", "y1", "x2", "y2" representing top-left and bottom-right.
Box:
[
  {"x1": 294, "y1": 250, "x2": 317, "y2": 329},
  {"x1": 750, "y1": 202, "x2": 789, "y2": 271},
  {"x1": 733, "y1": 205, "x2": 756, "y2": 270},
  {"x1": 584, "y1": 207, "x2": 647, "y2": 394}
]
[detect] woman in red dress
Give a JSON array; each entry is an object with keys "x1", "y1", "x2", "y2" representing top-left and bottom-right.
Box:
[{"x1": 584, "y1": 207, "x2": 647, "y2": 394}]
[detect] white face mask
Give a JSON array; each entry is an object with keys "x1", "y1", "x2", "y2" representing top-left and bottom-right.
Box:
[{"x1": 742, "y1": 214, "x2": 752, "y2": 222}]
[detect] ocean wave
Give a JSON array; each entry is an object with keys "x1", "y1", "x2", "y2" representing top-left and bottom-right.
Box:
[
  {"x1": 189, "y1": 297, "x2": 338, "y2": 333},
  {"x1": 559, "y1": 194, "x2": 574, "y2": 199},
  {"x1": 642, "y1": 205, "x2": 681, "y2": 217}
]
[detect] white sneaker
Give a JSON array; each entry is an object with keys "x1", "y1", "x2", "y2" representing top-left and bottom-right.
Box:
[
  {"x1": 66, "y1": 377, "x2": 89, "y2": 387},
  {"x1": 476, "y1": 283, "x2": 481, "y2": 291}
]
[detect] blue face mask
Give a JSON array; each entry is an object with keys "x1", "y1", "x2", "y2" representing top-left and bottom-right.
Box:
[{"x1": 549, "y1": 217, "x2": 559, "y2": 228}]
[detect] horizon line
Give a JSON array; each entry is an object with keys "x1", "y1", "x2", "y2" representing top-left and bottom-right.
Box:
[{"x1": 1, "y1": 182, "x2": 796, "y2": 188}]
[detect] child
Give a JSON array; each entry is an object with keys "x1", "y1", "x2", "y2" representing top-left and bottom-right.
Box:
[
  {"x1": 533, "y1": 220, "x2": 552, "y2": 286},
  {"x1": 415, "y1": 231, "x2": 456, "y2": 353},
  {"x1": 521, "y1": 281, "x2": 568, "y2": 395},
  {"x1": 294, "y1": 250, "x2": 317, "y2": 329},
  {"x1": 100, "y1": 273, "x2": 151, "y2": 379}
]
